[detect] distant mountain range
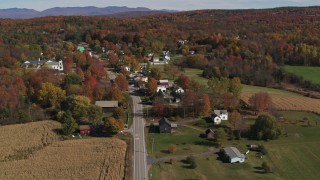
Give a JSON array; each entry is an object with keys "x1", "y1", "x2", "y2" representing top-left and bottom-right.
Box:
[{"x1": 0, "y1": 6, "x2": 177, "y2": 19}]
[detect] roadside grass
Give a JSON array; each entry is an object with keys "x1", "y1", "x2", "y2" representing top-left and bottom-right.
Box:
[
  {"x1": 147, "y1": 126, "x2": 211, "y2": 158},
  {"x1": 149, "y1": 111, "x2": 320, "y2": 180},
  {"x1": 284, "y1": 65, "x2": 320, "y2": 84}
]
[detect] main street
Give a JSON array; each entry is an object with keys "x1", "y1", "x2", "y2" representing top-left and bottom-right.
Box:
[{"x1": 131, "y1": 89, "x2": 148, "y2": 180}]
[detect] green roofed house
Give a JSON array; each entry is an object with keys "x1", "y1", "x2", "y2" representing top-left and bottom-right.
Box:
[
  {"x1": 77, "y1": 46, "x2": 85, "y2": 53},
  {"x1": 223, "y1": 147, "x2": 246, "y2": 163}
]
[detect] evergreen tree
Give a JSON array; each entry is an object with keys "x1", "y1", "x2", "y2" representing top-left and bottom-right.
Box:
[{"x1": 62, "y1": 111, "x2": 78, "y2": 135}]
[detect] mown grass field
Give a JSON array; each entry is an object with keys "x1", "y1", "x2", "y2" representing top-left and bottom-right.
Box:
[
  {"x1": 149, "y1": 111, "x2": 320, "y2": 180},
  {"x1": 147, "y1": 126, "x2": 210, "y2": 158},
  {"x1": 284, "y1": 65, "x2": 320, "y2": 84},
  {"x1": 0, "y1": 121, "x2": 127, "y2": 180}
]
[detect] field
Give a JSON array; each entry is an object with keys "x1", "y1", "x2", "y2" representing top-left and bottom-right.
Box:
[
  {"x1": 242, "y1": 93, "x2": 320, "y2": 114},
  {"x1": 147, "y1": 126, "x2": 211, "y2": 158},
  {"x1": 0, "y1": 120, "x2": 61, "y2": 161},
  {"x1": 150, "y1": 64, "x2": 320, "y2": 113},
  {"x1": 0, "y1": 121, "x2": 127, "y2": 180},
  {"x1": 284, "y1": 66, "x2": 320, "y2": 84},
  {"x1": 150, "y1": 111, "x2": 320, "y2": 180}
]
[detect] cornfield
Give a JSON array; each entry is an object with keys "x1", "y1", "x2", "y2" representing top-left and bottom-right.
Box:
[{"x1": 0, "y1": 121, "x2": 127, "y2": 180}]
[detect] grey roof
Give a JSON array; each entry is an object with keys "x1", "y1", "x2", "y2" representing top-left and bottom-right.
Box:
[
  {"x1": 223, "y1": 147, "x2": 245, "y2": 159},
  {"x1": 45, "y1": 61, "x2": 59, "y2": 66},
  {"x1": 95, "y1": 101, "x2": 118, "y2": 108},
  {"x1": 159, "y1": 117, "x2": 171, "y2": 125},
  {"x1": 22, "y1": 60, "x2": 47, "y2": 66},
  {"x1": 159, "y1": 117, "x2": 177, "y2": 128},
  {"x1": 214, "y1": 110, "x2": 228, "y2": 115}
]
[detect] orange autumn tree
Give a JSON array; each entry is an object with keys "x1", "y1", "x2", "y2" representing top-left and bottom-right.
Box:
[
  {"x1": 146, "y1": 77, "x2": 158, "y2": 95},
  {"x1": 248, "y1": 92, "x2": 272, "y2": 114},
  {"x1": 115, "y1": 73, "x2": 128, "y2": 91},
  {"x1": 200, "y1": 93, "x2": 211, "y2": 116}
]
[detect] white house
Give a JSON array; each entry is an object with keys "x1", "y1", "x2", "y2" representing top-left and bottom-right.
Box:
[
  {"x1": 22, "y1": 59, "x2": 63, "y2": 71},
  {"x1": 223, "y1": 147, "x2": 245, "y2": 163},
  {"x1": 174, "y1": 87, "x2": 185, "y2": 94},
  {"x1": 45, "y1": 60, "x2": 64, "y2": 71},
  {"x1": 210, "y1": 110, "x2": 228, "y2": 125},
  {"x1": 157, "y1": 86, "x2": 167, "y2": 93}
]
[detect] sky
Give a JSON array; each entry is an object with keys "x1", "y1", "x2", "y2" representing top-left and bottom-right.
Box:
[{"x1": 0, "y1": 0, "x2": 319, "y2": 11}]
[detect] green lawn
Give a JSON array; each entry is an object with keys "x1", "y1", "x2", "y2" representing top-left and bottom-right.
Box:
[
  {"x1": 149, "y1": 111, "x2": 320, "y2": 180},
  {"x1": 147, "y1": 126, "x2": 211, "y2": 158},
  {"x1": 242, "y1": 84, "x2": 302, "y2": 97},
  {"x1": 284, "y1": 65, "x2": 320, "y2": 84}
]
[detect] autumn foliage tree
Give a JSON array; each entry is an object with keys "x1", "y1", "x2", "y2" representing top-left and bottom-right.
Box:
[
  {"x1": 109, "y1": 85, "x2": 123, "y2": 101},
  {"x1": 168, "y1": 144, "x2": 177, "y2": 154},
  {"x1": 146, "y1": 77, "x2": 158, "y2": 95},
  {"x1": 176, "y1": 74, "x2": 191, "y2": 90},
  {"x1": 248, "y1": 92, "x2": 272, "y2": 113},
  {"x1": 152, "y1": 96, "x2": 165, "y2": 117},
  {"x1": 150, "y1": 68, "x2": 162, "y2": 80},
  {"x1": 37, "y1": 82, "x2": 66, "y2": 108},
  {"x1": 104, "y1": 116, "x2": 124, "y2": 135},
  {"x1": 200, "y1": 93, "x2": 211, "y2": 116},
  {"x1": 115, "y1": 73, "x2": 128, "y2": 91}
]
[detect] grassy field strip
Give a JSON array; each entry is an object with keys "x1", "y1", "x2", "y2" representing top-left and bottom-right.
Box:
[{"x1": 284, "y1": 66, "x2": 320, "y2": 84}]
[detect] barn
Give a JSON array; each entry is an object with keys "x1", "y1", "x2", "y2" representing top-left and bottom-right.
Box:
[
  {"x1": 79, "y1": 125, "x2": 91, "y2": 135},
  {"x1": 223, "y1": 147, "x2": 245, "y2": 163}
]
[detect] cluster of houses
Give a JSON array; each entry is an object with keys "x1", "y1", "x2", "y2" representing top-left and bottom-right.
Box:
[
  {"x1": 22, "y1": 58, "x2": 64, "y2": 71},
  {"x1": 148, "y1": 51, "x2": 171, "y2": 64}
]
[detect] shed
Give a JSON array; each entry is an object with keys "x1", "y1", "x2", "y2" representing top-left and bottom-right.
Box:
[
  {"x1": 158, "y1": 117, "x2": 177, "y2": 133},
  {"x1": 223, "y1": 147, "x2": 245, "y2": 163},
  {"x1": 79, "y1": 125, "x2": 91, "y2": 135},
  {"x1": 95, "y1": 101, "x2": 118, "y2": 112},
  {"x1": 205, "y1": 128, "x2": 214, "y2": 139}
]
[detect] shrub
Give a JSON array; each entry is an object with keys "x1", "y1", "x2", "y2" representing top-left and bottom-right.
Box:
[
  {"x1": 168, "y1": 144, "x2": 177, "y2": 154},
  {"x1": 186, "y1": 156, "x2": 197, "y2": 169},
  {"x1": 259, "y1": 145, "x2": 268, "y2": 155},
  {"x1": 262, "y1": 162, "x2": 273, "y2": 173}
]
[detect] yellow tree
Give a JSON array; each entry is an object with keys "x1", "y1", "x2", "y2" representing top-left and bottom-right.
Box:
[{"x1": 38, "y1": 82, "x2": 66, "y2": 108}]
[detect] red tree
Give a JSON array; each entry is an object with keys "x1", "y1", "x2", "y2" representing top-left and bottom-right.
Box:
[
  {"x1": 115, "y1": 73, "x2": 128, "y2": 91},
  {"x1": 152, "y1": 96, "x2": 165, "y2": 117},
  {"x1": 248, "y1": 92, "x2": 272, "y2": 113},
  {"x1": 176, "y1": 74, "x2": 191, "y2": 90}
]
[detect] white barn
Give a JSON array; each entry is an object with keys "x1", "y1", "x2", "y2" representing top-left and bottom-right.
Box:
[{"x1": 223, "y1": 147, "x2": 245, "y2": 163}]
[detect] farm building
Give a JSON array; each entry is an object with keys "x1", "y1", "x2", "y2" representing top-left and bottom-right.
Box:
[
  {"x1": 95, "y1": 101, "x2": 118, "y2": 112},
  {"x1": 79, "y1": 125, "x2": 91, "y2": 135},
  {"x1": 159, "y1": 117, "x2": 177, "y2": 133},
  {"x1": 210, "y1": 110, "x2": 228, "y2": 125},
  {"x1": 205, "y1": 128, "x2": 214, "y2": 139},
  {"x1": 223, "y1": 147, "x2": 246, "y2": 163}
]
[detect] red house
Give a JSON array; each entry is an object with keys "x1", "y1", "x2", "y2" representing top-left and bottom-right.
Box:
[{"x1": 79, "y1": 125, "x2": 91, "y2": 135}]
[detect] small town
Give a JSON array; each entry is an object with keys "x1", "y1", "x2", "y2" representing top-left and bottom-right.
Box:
[{"x1": 0, "y1": 1, "x2": 320, "y2": 180}]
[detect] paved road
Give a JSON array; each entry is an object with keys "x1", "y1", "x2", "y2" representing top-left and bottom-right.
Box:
[{"x1": 131, "y1": 92, "x2": 148, "y2": 180}]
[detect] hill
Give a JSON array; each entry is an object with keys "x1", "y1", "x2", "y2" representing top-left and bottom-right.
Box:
[{"x1": 0, "y1": 6, "x2": 175, "y2": 19}]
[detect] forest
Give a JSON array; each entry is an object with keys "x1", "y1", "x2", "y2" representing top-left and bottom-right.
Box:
[{"x1": 0, "y1": 6, "x2": 320, "y2": 124}]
